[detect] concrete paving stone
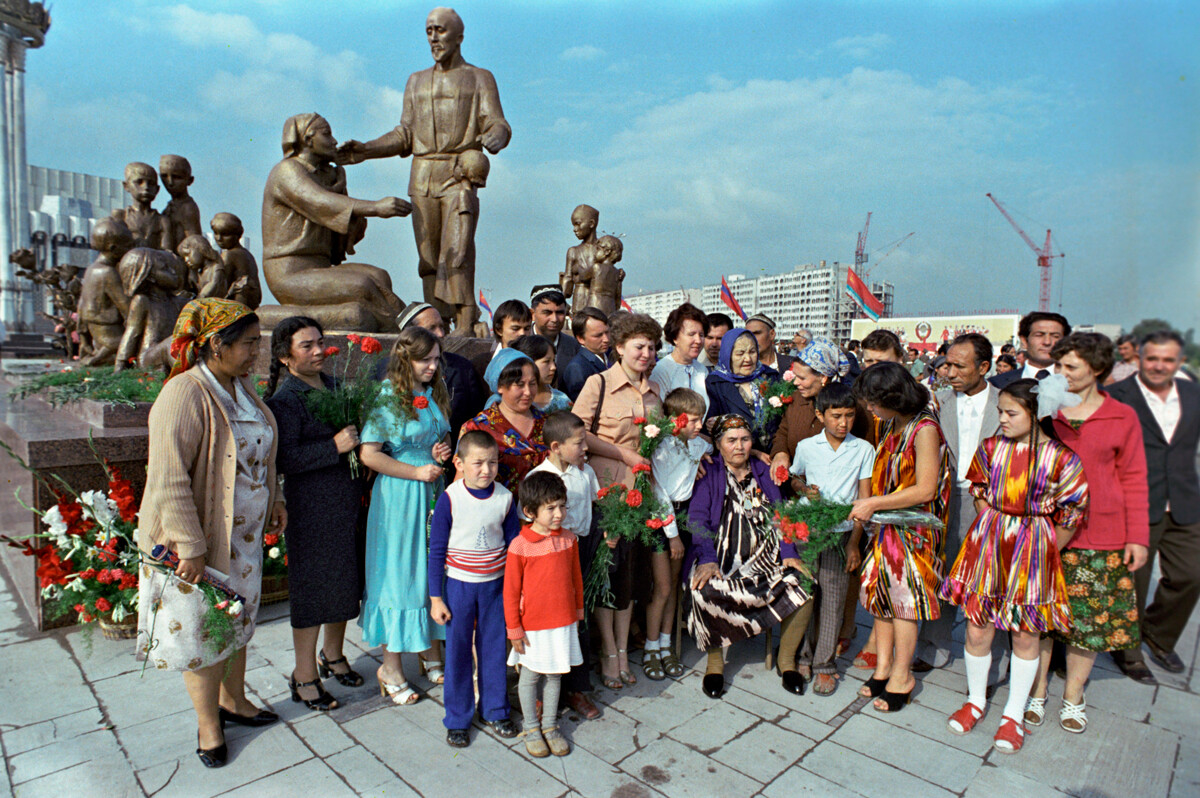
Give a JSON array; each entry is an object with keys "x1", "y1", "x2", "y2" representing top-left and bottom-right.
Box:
[
  {"x1": 999, "y1": 704, "x2": 1177, "y2": 798},
  {"x1": 91, "y1": 666, "x2": 195, "y2": 730},
  {"x1": 62, "y1": 628, "x2": 141, "y2": 682},
  {"x1": 962, "y1": 762, "x2": 1071, "y2": 797},
  {"x1": 0, "y1": 707, "x2": 105, "y2": 756},
  {"x1": 1148, "y1": 687, "x2": 1200, "y2": 738},
  {"x1": 797, "y1": 741, "x2": 956, "y2": 798},
  {"x1": 7, "y1": 727, "x2": 125, "y2": 785},
  {"x1": 292, "y1": 712, "x2": 355, "y2": 757},
  {"x1": 343, "y1": 702, "x2": 564, "y2": 798},
  {"x1": 712, "y1": 681, "x2": 791, "y2": 722},
  {"x1": 220, "y1": 753, "x2": 360, "y2": 798},
  {"x1": 146, "y1": 728, "x2": 316, "y2": 798},
  {"x1": 761, "y1": 764, "x2": 867, "y2": 798},
  {"x1": 618, "y1": 734, "x2": 763, "y2": 795},
  {"x1": 324, "y1": 745, "x2": 415, "y2": 796},
  {"x1": 600, "y1": 672, "x2": 711, "y2": 735},
  {"x1": 1171, "y1": 739, "x2": 1199, "y2": 798},
  {"x1": 868, "y1": 700, "x2": 996, "y2": 758},
  {"x1": 14, "y1": 756, "x2": 141, "y2": 798},
  {"x1": 0, "y1": 637, "x2": 95, "y2": 726},
  {"x1": 709, "y1": 718, "x2": 815, "y2": 784},
  {"x1": 665, "y1": 700, "x2": 760, "y2": 751},
  {"x1": 116, "y1": 709, "x2": 296, "y2": 771},
  {"x1": 1083, "y1": 667, "x2": 1156, "y2": 720},
  {"x1": 529, "y1": 742, "x2": 662, "y2": 798},
  {"x1": 555, "y1": 700, "x2": 651, "y2": 763},
  {"x1": 776, "y1": 708, "x2": 836, "y2": 742},
  {"x1": 830, "y1": 712, "x2": 983, "y2": 792},
  {"x1": 732, "y1": 663, "x2": 861, "y2": 723}
]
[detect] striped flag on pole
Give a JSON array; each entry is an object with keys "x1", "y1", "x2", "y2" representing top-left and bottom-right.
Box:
[
  {"x1": 845, "y1": 267, "x2": 885, "y2": 321},
  {"x1": 478, "y1": 290, "x2": 493, "y2": 322},
  {"x1": 720, "y1": 276, "x2": 747, "y2": 321},
  {"x1": 620, "y1": 298, "x2": 632, "y2": 312}
]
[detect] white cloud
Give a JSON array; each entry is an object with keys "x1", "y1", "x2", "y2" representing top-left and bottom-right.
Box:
[
  {"x1": 560, "y1": 45, "x2": 605, "y2": 61},
  {"x1": 831, "y1": 33, "x2": 893, "y2": 61}
]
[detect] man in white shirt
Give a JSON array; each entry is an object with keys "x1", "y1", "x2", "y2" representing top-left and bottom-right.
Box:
[
  {"x1": 1109, "y1": 330, "x2": 1200, "y2": 680},
  {"x1": 991, "y1": 311, "x2": 1070, "y2": 388},
  {"x1": 916, "y1": 333, "x2": 1000, "y2": 670}
]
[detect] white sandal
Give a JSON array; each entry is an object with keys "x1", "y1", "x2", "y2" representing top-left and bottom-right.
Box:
[
  {"x1": 380, "y1": 680, "x2": 420, "y2": 706},
  {"x1": 1059, "y1": 695, "x2": 1087, "y2": 734},
  {"x1": 1024, "y1": 695, "x2": 1046, "y2": 727},
  {"x1": 420, "y1": 659, "x2": 445, "y2": 685}
]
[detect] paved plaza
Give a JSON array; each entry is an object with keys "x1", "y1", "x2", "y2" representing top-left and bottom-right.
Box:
[{"x1": 0, "y1": 565, "x2": 1196, "y2": 798}]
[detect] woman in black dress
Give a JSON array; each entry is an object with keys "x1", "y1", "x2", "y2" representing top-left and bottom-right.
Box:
[{"x1": 265, "y1": 316, "x2": 368, "y2": 711}]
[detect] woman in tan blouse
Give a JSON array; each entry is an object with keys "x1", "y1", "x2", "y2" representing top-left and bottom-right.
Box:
[
  {"x1": 573, "y1": 313, "x2": 663, "y2": 688},
  {"x1": 137, "y1": 299, "x2": 287, "y2": 768}
]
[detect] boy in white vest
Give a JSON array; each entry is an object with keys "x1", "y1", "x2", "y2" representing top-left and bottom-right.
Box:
[{"x1": 429, "y1": 431, "x2": 523, "y2": 747}]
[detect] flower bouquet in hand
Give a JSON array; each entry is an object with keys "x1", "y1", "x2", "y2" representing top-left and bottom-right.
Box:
[
  {"x1": 262, "y1": 531, "x2": 288, "y2": 576},
  {"x1": 302, "y1": 334, "x2": 385, "y2": 478},
  {"x1": 757, "y1": 370, "x2": 797, "y2": 429},
  {"x1": 584, "y1": 412, "x2": 682, "y2": 613}
]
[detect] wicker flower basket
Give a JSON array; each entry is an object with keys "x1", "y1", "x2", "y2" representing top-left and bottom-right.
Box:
[
  {"x1": 98, "y1": 612, "x2": 139, "y2": 641},
  {"x1": 261, "y1": 574, "x2": 290, "y2": 606}
]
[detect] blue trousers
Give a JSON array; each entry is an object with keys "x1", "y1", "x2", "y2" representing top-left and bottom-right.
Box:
[{"x1": 443, "y1": 577, "x2": 509, "y2": 730}]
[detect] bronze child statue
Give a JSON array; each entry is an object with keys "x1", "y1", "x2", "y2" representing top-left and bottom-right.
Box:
[
  {"x1": 562, "y1": 204, "x2": 599, "y2": 314},
  {"x1": 77, "y1": 218, "x2": 135, "y2": 366},
  {"x1": 177, "y1": 234, "x2": 229, "y2": 300},
  {"x1": 159, "y1": 154, "x2": 203, "y2": 246},
  {"x1": 210, "y1": 212, "x2": 262, "y2": 309},
  {"x1": 112, "y1": 162, "x2": 173, "y2": 251}
]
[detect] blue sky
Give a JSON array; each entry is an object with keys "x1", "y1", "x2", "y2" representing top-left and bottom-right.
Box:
[{"x1": 25, "y1": 1, "x2": 1199, "y2": 332}]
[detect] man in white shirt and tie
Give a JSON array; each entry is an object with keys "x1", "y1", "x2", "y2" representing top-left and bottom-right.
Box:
[
  {"x1": 915, "y1": 333, "x2": 1000, "y2": 670},
  {"x1": 991, "y1": 311, "x2": 1070, "y2": 388}
]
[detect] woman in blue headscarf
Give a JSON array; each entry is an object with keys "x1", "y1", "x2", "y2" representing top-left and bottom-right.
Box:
[
  {"x1": 463, "y1": 348, "x2": 549, "y2": 493},
  {"x1": 704, "y1": 328, "x2": 779, "y2": 453}
]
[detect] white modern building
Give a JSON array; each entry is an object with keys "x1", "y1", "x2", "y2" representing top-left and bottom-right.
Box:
[
  {"x1": 697, "y1": 262, "x2": 894, "y2": 344},
  {"x1": 624, "y1": 287, "x2": 703, "y2": 327}
]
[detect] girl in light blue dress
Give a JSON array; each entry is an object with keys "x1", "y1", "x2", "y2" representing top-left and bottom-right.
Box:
[{"x1": 358, "y1": 327, "x2": 452, "y2": 705}]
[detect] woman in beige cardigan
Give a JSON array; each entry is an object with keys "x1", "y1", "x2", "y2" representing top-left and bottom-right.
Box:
[{"x1": 136, "y1": 298, "x2": 287, "y2": 768}]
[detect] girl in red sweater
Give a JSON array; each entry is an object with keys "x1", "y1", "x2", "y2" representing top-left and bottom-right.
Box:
[
  {"x1": 1027, "y1": 333, "x2": 1149, "y2": 735},
  {"x1": 505, "y1": 471, "x2": 584, "y2": 759}
]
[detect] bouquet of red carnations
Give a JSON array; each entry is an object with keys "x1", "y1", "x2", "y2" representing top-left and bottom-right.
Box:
[{"x1": 303, "y1": 334, "x2": 385, "y2": 478}]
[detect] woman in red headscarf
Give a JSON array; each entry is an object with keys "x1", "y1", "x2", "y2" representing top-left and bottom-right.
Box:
[{"x1": 137, "y1": 298, "x2": 287, "y2": 768}]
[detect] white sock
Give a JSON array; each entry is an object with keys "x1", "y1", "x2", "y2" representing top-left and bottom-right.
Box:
[
  {"x1": 964, "y1": 650, "x2": 991, "y2": 711},
  {"x1": 1003, "y1": 654, "x2": 1040, "y2": 722},
  {"x1": 659, "y1": 633, "x2": 671, "y2": 649},
  {"x1": 644, "y1": 640, "x2": 660, "y2": 653}
]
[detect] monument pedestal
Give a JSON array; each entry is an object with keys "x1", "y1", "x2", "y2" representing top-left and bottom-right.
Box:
[{"x1": 0, "y1": 379, "x2": 148, "y2": 630}]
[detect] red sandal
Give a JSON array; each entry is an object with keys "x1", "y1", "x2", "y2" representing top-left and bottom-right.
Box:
[
  {"x1": 993, "y1": 717, "x2": 1026, "y2": 753},
  {"x1": 947, "y1": 702, "x2": 984, "y2": 735},
  {"x1": 852, "y1": 650, "x2": 877, "y2": 670}
]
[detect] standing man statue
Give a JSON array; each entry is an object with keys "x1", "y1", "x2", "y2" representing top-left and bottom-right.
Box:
[{"x1": 338, "y1": 7, "x2": 511, "y2": 336}]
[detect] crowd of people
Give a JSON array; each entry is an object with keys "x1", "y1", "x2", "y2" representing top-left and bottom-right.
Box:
[{"x1": 136, "y1": 290, "x2": 1199, "y2": 769}]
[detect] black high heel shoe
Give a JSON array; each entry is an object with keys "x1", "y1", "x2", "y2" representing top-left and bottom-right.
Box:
[
  {"x1": 873, "y1": 688, "x2": 914, "y2": 713},
  {"x1": 289, "y1": 673, "x2": 339, "y2": 711},
  {"x1": 859, "y1": 676, "x2": 888, "y2": 698},
  {"x1": 196, "y1": 728, "x2": 227, "y2": 768},
  {"x1": 318, "y1": 651, "x2": 365, "y2": 687},
  {"x1": 219, "y1": 706, "x2": 279, "y2": 727},
  {"x1": 776, "y1": 664, "x2": 807, "y2": 695}
]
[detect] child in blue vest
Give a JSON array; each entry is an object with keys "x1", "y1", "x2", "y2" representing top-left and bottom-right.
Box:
[{"x1": 428, "y1": 430, "x2": 523, "y2": 747}]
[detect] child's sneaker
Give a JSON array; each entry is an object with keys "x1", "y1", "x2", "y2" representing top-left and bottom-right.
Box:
[
  {"x1": 523, "y1": 729, "x2": 549, "y2": 758},
  {"x1": 542, "y1": 726, "x2": 571, "y2": 757}
]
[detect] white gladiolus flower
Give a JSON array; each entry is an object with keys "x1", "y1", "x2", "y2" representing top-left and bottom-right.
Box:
[
  {"x1": 268, "y1": 547, "x2": 281, "y2": 559},
  {"x1": 42, "y1": 505, "x2": 68, "y2": 538},
  {"x1": 644, "y1": 425, "x2": 660, "y2": 438},
  {"x1": 229, "y1": 600, "x2": 244, "y2": 616},
  {"x1": 768, "y1": 396, "x2": 783, "y2": 408}
]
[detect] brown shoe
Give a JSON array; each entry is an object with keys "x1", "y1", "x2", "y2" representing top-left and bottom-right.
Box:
[
  {"x1": 542, "y1": 726, "x2": 571, "y2": 757},
  {"x1": 523, "y1": 729, "x2": 550, "y2": 758},
  {"x1": 566, "y1": 691, "x2": 600, "y2": 720}
]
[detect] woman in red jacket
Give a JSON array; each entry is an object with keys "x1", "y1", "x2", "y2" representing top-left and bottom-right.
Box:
[{"x1": 1026, "y1": 333, "x2": 1149, "y2": 735}]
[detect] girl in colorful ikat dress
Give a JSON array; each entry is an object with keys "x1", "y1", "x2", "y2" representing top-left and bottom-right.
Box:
[
  {"x1": 357, "y1": 326, "x2": 452, "y2": 706},
  {"x1": 505, "y1": 471, "x2": 585, "y2": 759},
  {"x1": 940, "y1": 379, "x2": 1089, "y2": 753}
]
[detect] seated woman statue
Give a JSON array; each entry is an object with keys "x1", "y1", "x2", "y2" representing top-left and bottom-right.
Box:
[
  {"x1": 261, "y1": 113, "x2": 411, "y2": 332},
  {"x1": 686, "y1": 414, "x2": 815, "y2": 700}
]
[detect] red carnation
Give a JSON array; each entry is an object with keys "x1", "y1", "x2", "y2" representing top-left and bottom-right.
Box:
[
  {"x1": 323, "y1": 346, "x2": 340, "y2": 357},
  {"x1": 96, "y1": 569, "x2": 114, "y2": 585},
  {"x1": 79, "y1": 568, "x2": 97, "y2": 581},
  {"x1": 413, "y1": 396, "x2": 429, "y2": 409},
  {"x1": 346, "y1": 333, "x2": 362, "y2": 345},
  {"x1": 360, "y1": 336, "x2": 383, "y2": 355},
  {"x1": 781, "y1": 395, "x2": 794, "y2": 404},
  {"x1": 631, "y1": 464, "x2": 651, "y2": 475},
  {"x1": 263, "y1": 533, "x2": 279, "y2": 546},
  {"x1": 119, "y1": 573, "x2": 138, "y2": 590},
  {"x1": 625, "y1": 489, "x2": 643, "y2": 508},
  {"x1": 672, "y1": 413, "x2": 689, "y2": 433},
  {"x1": 109, "y1": 568, "x2": 126, "y2": 581},
  {"x1": 632, "y1": 416, "x2": 647, "y2": 425},
  {"x1": 646, "y1": 518, "x2": 664, "y2": 529},
  {"x1": 774, "y1": 465, "x2": 790, "y2": 484},
  {"x1": 283, "y1": 554, "x2": 288, "y2": 566},
  {"x1": 94, "y1": 597, "x2": 111, "y2": 612},
  {"x1": 596, "y1": 487, "x2": 610, "y2": 499},
  {"x1": 792, "y1": 521, "x2": 810, "y2": 542}
]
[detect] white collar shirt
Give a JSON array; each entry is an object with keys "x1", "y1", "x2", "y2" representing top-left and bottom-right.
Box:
[
  {"x1": 1136, "y1": 376, "x2": 1181, "y2": 443},
  {"x1": 529, "y1": 458, "x2": 600, "y2": 537},
  {"x1": 1022, "y1": 362, "x2": 1053, "y2": 381},
  {"x1": 788, "y1": 431, "x2": 876, "y2": 531},
  {"x1": 652, "y1": 435, "x2": 713, "y2": 538},
  {"x1": 955, "y1": 388, "x2": 991, "y2": 484}
]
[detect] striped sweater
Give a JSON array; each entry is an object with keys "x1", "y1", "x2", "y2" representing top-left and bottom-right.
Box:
[{"x1": 428, "y1": 481, "x2": 522, "y2": 598}]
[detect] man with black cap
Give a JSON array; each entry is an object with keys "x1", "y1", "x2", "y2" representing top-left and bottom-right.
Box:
[
  {"x1": 393, "y1": 301, "x2": 486, "y2": 441},
  {"x1": 530, "y1": 285, "x2": 580, "y2": 384},
  {"x1": 745, "y1": 312, "x2": 793, "y2": 375}
]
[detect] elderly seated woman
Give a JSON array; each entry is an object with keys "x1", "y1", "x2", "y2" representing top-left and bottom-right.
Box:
[{"x1": 686, "y1": 415, "x2": 815, "y2": 699}]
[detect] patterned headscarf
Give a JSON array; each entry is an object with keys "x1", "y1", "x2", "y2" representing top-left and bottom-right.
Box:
[
  {"x1": 168, "y1": 298, "x2": 254, "y2": 381},
  {"x1": 281, "y1": 113, "x2": 323, "y2": 158},
  {"x1": 796, "y1": 337, "x2": 851, "y2": 378},
  {"x1": 711, "y1": 413, "x2": 752, "y2": 443},
  {"x1": 710, "y1": 329, "x2": 771, "y2": 385}
]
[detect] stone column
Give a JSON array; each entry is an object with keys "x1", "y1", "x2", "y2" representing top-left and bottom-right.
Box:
[
  {"x1": 9, "y1": 43, "x2": 28, "y2": 325},
  {"x1": 0, "y1": 33, "x2": 13, "y2": 329}
]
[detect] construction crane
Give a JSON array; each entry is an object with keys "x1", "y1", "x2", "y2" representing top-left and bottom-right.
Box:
[
  {"x1": 986, "y1": 193, "x2": 1064, "y2": 312},
  {"x1": 870, "y1": 232, "x2": 914, "y2": 277},
  {"x1": 854, "y1": 212, "x2": 872, "y2": 276}
]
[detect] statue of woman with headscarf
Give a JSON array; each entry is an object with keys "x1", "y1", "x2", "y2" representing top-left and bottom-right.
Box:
[{"x1": 261, "y1": 113, "x2": 412, "y2": 332}]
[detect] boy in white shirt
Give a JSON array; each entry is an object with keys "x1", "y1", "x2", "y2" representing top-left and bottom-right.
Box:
[
  {"x1": 645, "y1": 388, "x2": 712, "y2": 680},
  {"x1": 529, "y1": 411, "x2": 602, "y2": 720},
  {"x1": 788, "y1": 382, "x2": 876, "y2": 696}
]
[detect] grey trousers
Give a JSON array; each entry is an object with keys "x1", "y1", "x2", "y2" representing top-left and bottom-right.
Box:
[
  {"x1": 916, "y1": 485, "x2": 975, "y2": 667},
  {"x1": 798, "y1": 543, "x2": 850, "y2": 675}
]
